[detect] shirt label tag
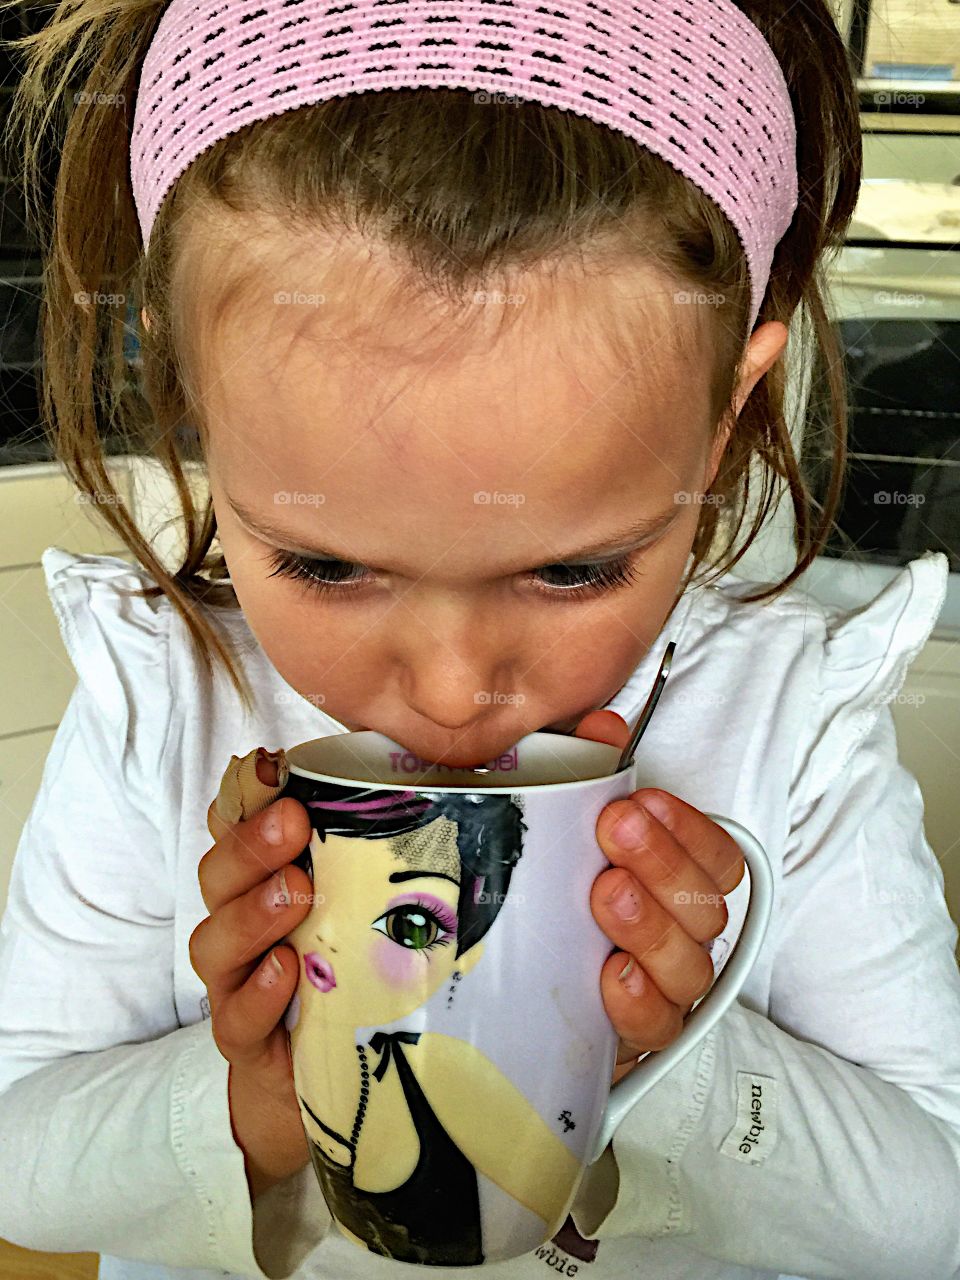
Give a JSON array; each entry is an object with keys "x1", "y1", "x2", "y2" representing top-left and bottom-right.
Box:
[{"x1": 719, "y1": 1071, "x2": 779, "y2": 1165}]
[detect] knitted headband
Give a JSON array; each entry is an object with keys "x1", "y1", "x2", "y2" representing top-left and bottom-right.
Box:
[{"x1": 129, "y1": 0, "x2": 799, "y2": 332}]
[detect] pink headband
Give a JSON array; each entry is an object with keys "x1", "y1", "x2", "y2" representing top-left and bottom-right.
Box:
[{"x1": 130, "y1": 0, "x2": 798, "y2": 332}]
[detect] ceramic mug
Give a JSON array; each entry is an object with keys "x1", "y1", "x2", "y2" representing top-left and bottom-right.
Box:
[{"x1": 277, "y1": 729, "x2": 773, "y2": 1266}]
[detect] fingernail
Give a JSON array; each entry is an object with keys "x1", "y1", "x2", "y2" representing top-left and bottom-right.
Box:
[
  {"x1": 610, "y1": 806, "x2": 650, "y2": 850},
  {"x1": 607, "y1": 878, "x2": 642, "y2": 921},
  {"x1": 618, "y1": 956, "x2": 645, "y2": 996},
  {"x1": 268, "y1": 868, "x2": 289, "y2": 909},
  {"x1": 260, "y1": 804, "x2": 284, "y2": 845},
  {"x1": 636, "y1": 792, "x2": 671, "y2": 823},
  {"x1": 255, "y1": 748, "x2": 281, "y2": 787},
  {"x1": 260, "y1": 949, "x2": 282, "y2": 986}
]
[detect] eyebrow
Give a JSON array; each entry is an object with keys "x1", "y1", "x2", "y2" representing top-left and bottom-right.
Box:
[
  {"x1": 228, "y1": 494, "x2": 679, "y2": 576},
  {"x1": 388, "y1": 870, "x2": 460, "y2": 886}
]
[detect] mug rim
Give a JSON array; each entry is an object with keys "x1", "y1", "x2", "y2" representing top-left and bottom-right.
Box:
[{"x1": 285, "y1": 729, "x2": 636, "y2": 795}]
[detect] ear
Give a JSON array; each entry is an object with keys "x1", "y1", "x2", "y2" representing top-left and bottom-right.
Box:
[
  {"x1": 733, "y1": 320, "x2": 789, "y2": 417},
  {"x1": 141, "y1": 307, "x2": 152, "y2": 333},
  {"x1": 703, "y1": 320, "x2": 789, "y2": 490}
]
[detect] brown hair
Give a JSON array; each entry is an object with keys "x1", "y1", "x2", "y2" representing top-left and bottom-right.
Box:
[{"x1": 3, "y1": 0, "x2": 861, "y2": 717}]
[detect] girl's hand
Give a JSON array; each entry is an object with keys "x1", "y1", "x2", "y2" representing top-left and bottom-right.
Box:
[
  {"x1": 191, "y1": 748, "x2": 314, "y2": 1200},
  {"x1": 575, "y1": 711, "x2": 745, "y2": 1086}
]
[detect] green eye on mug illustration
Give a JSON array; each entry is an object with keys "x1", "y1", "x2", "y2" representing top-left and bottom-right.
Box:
[{"x1": 372, "y1": 897, "x2": 457, "y2": 953}]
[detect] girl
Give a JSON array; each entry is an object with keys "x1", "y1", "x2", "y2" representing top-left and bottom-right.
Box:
[{"x1": 1, "y1": 2, "x2": 958, "y2": 1280}]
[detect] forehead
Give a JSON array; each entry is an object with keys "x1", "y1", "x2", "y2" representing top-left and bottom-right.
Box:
[{"x1": 178, "y1": 220, "x2": 714, "y2": 568}]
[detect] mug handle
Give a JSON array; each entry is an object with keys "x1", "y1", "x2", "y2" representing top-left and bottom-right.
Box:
[{"x1": 587, "y1": 814, "x2": 774, "y2": 1163}]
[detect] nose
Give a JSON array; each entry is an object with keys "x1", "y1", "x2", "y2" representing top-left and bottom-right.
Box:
[
  {"x1": 404, "y1": 671, "x2": 522, "y2": 735},
  {"x1": 399, "y1": 607, "x2": 515, "y2": 732},
  {"x1": 411, "y1": 702, "x2": 486, "y2": 733}
]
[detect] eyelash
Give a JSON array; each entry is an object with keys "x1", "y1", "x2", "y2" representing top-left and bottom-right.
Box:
[{"x1": 265, "y1": 547, "x2": 642, "y2": 601}]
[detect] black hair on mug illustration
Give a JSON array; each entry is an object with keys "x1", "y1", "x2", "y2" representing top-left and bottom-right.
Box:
[
  {"x1": 279, "y1": 775, "x2": 584, "y2": 1267},
  {"x1": 287, "y1": 778, "x2": 528, "y2": 957}
]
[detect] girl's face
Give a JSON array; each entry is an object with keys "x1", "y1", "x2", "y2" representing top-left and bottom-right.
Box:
[
  {"x1": 285, "y1": 823, "x2": 482, "y2": 1030},
  {"x1": 189, "y1": 224, "x2": 785, "y2": 767}
]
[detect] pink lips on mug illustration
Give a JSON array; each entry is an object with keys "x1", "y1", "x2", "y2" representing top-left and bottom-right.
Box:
[{"x1": 305, "y1": 951, "x2": 336, "y2": 993}]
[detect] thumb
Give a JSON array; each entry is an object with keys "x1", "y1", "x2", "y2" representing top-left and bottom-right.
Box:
[{"x1": 573, "y1": 709, "x2": 630, "y2": 749}]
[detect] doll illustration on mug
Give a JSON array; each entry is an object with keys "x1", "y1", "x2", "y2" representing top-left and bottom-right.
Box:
[{"x1": 282, "y1": 780, "x2": 582, "y2": 1266}]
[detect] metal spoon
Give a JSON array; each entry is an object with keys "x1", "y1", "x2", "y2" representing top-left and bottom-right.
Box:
[{"x1": 615, "y1": 640, "x2": 676, "y2": 773}]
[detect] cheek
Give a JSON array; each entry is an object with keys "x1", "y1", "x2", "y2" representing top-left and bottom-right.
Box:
[
  {"x1": 545, "y1": 621, "x2": 645, "y2": 707},
  {"x1": 372, "y1": 936, "x2": 423, "y2": 987}
]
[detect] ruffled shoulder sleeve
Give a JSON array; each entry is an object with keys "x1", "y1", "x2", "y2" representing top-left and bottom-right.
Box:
[
  {"x1": 41, "y1": 546, "x2": 172, "y2": 751},
  {"x1": 791, "y1": 550, "x2": 949, "y2": 803}
]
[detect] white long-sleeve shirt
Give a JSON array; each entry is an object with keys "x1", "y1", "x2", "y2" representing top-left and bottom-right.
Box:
[{"x1": 1, "y1": 545, "x2": 958, "y2": 1280}]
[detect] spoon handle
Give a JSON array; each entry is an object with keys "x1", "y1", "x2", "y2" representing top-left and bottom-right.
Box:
[{"x1": 616, "y1": 640, "x2": 676, "y2": 773}]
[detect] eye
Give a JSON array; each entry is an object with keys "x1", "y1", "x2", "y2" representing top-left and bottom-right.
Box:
[
  {"x1": 266, "y1": 547, "x2": 642, "y2": 601},
  {"x1": 371, "y1": 900, "x2": 455, "y2": 953},
  {"x1": 528, "y1": 556, "x2": 642, "y2": 599},
  {"x1": 266, "y1": 549, "x2": 370, "y2": 598}
]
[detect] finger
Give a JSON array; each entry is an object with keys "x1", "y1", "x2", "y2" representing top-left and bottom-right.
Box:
[
  {"x1": 574, "y1": 710, "x2": 631, "y2": 749},
  {"x1": 207, "y1": 748, "x2": 283, "y2": 842},
  {"x1": 212, "y1": 944, "x2": 300, "y2": 1072},
  {"x1": 630, "y1": 789, "x2": 745, "y2": 895},
  {"x1": 189, "y1": 861, "x2": 314, "y2": 1004},
  {"x1": 596, "y1": 799, "x2": 729, "y2": 942},
  {"x1": 611, "y1": 1054, "x2": 641, "y2": 1086},
  {"x1": 600, "y1": 950, "x2": 685, "y2": 1056},
  {"x1": 207, "y1": 746, "x2": 288, "y2": 843},
  {"x1": 592, "y1": 869, "x2": 715, "y2": 1009},
  {"x1": 199, "y1": 795, "x2": 313, "y2": 917}
]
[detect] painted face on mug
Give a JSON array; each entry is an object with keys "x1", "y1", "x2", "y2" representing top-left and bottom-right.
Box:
[{"x1": 286, "y1": 817, "x2": 484, "y2": 1030}]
